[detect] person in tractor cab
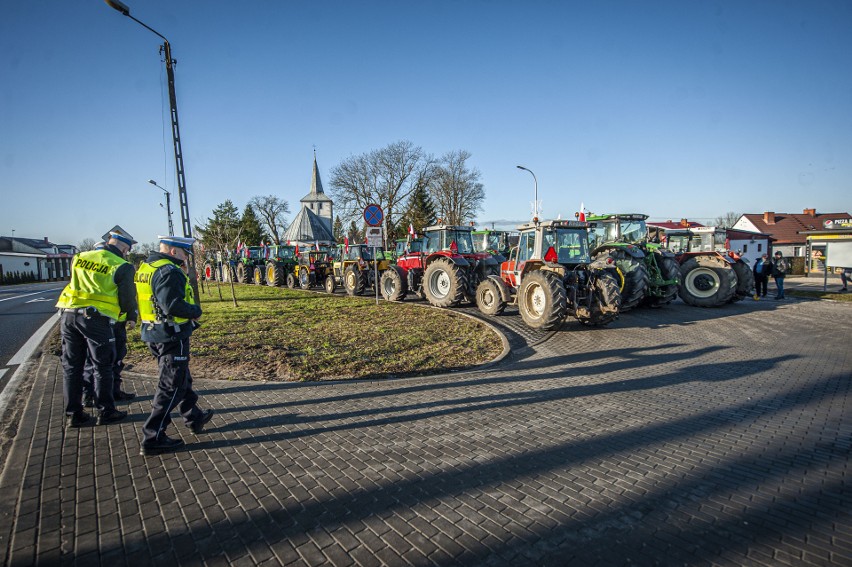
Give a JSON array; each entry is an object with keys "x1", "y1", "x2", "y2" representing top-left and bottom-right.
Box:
[{"x1": 136, "y1": 235, "x2": 212, "y2": 456}]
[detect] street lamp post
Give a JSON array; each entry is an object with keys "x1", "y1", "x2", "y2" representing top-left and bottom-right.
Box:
[
  {"x1": 516, "y1": 165, "x2": 540, "y2": 221},
  {"x1": 105, "y1": 0, "x2": 200, "y2": 301},
  {"x1": 148, "y1": 180, "x2": 175, "y2": 236}
]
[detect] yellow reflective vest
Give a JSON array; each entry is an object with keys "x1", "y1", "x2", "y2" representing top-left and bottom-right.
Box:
[
  {"x1": 135, "y1": 258, "x2": 195, "y2": 325},
  {"x1": 56, "y1": 249, "x2": 128, "y2": 321}
]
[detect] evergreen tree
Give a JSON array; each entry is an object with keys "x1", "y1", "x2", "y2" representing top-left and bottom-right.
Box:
[
  {"x1": 347, "y1": 220, "x2": 363, "y2": 243},
  {"x1": 240, "y1": 204, "x2": 266, "y2": 245},
  {"x1": 398, "y1": 183, "x2": 437, "y2": 237},
  {"x1": 195, "y1": 200, "x2": 241, "y2": 248},
  {"x1": 333, "y1": 216, "x2": 345, "y2": 242}
]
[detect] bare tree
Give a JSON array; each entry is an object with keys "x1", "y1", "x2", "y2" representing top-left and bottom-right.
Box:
[
  {"x1": 195, "y1": 219, "x2": 243, "y2": 307},
  {"x1": 713, "y1": 211, "x2": 742, "y2": 228},
  {"x1": 329, "y1": 140, "x2": 438, "y2": 239},
  {"x1": 249, "y1": 195, "x2": 290, "y2": 244},
  {"x1": 77, "y1": 238, "x2": 96, "y2": 251},
  {"x1": 430, "y1": 150, "x2": 485, "y2": 226}
]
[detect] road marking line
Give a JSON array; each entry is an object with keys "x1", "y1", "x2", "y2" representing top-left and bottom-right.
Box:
[
  {"x1": 25, "y1": 298, "x2": 53, "y2": 303},
  {"x1": 7, "y1": 312, "x2": 59, "y2": 366},
  {"x1": 0, "y1": 288, "x2": 63, "y2": 303}
]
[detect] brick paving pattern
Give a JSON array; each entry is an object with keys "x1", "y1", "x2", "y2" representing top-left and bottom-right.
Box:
[{"x1": 1, "y1": 296, "x2": 850, "y2": 566}]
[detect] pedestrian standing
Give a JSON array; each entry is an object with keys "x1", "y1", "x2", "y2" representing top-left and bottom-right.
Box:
[
  {"x1": 752, "y1": 253, "x2": 772, "y2": 299},
  {"x1": 840, "y1": 268, "x2": 851, "y2": 292},
  {"x1": 771, "y1": 250, "x2": 789, "y2": 300},
  {"x1": 56, "y1": 230, "x2": 137, "y2": 427},
  {"x1": 136, "y1": 236, "x2": 212, "y2": 456},
  {"x1": 82, "y1": 239, "x2": 137, "y2": 406}
]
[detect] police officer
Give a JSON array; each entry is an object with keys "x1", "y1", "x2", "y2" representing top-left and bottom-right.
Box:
[
  {"x1": 57, "y1": 230, "x2": 138, "y2": 427},
  {"x1": 136, "y1": 235, "x2": 212, "y2": 455},
  {"x1": 83, "y1": 240, "x2": 137, "y2": 406}
]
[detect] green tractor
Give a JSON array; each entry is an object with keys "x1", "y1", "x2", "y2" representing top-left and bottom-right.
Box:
[
  {"x1": 263, "y1": 244, "x2": 299, "y2": 288},
  {"x1": 586, "y1": 213, "x2": 680, "y2": 309},
  {"x1": 329, "y1": 243, "x2": 392, "y2": 296},
  {"x1": 234, "y1": 246, "x2": 266, "y2": 284}
]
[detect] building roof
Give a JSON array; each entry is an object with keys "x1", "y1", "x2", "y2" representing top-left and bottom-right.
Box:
[
  {"x1": 740, "y1": 210, "x2": 851, "y2": 245},
  {"x1": 281, "y1": 206, "x2": 335, "y2": 245},
  {"x1": 300, "y1": 154, "x2": 333, "y2": 204},
  {"x1": 646, "y1": 220, "x2": 706, "y2": 230}
]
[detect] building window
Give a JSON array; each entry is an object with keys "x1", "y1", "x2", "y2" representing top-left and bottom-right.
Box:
[
  {"x1": 758, "y1": 244, "x2": 762, "y2": 252},
  {"x1": 794, "y1": 246, "x2": 802, "y2": 256},
  {"x1": 318, "y1": 203, "x2": 322, "y2": 211}
]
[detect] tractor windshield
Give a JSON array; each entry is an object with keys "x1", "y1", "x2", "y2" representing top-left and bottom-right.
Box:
[
  {"x1": 275, "y1": 247, "x2": 295, "y2": 260},
  {"x1": 620, "y1": 220, "x2": 647, "y2": 244},
  {"x1": 543, "y1": 228, "x2": 590, "y2": 263},
  {"x1": 665, "y1": 234, "x2": 691, "y2": 253},
  {"x1": 424, "y1": 230, "x2": 474, "y2": 254}
]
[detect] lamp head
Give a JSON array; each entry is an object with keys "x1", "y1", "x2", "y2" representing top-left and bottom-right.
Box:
[
  {"x1": 104, "y1": 0, "x2": 130, "y2": 15},
  {"x1": 148, "y1": 179, "x2": 157, "y2": 185}
]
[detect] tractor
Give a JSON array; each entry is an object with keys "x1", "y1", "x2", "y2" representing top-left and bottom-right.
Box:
[
  {"x1": 381, "y1": 224, "x2": 498, "y2": 308},
  {"x1": 234, "y1": 246, "x2": 266, "y2": 284},
  {"x1": 263, "y1": 244, "x2": 299, "y2": 288},
  {"x1": 475, "y1": 219, "x2": 622, "y2": 330},
  {"x1": 471, "y1": 229, "x2": 518, "y2": 263},
  {"x1": 329, "y1": 243, "x2": 391, "y2": 296},
  {"x1": 661, "y1": 227, "x2": 754, "y2": 307},
  {"x1": 294, "y1": 247, "x2": 335, "y2": 291},
  {"x1": 586, "y1": 213, "x2": 680, "y2": 309}
]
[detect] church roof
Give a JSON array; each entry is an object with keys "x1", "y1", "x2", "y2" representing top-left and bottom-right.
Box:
[
  {"x1": 300, "y1": 154, "x2": 333, "y2": 204},
  {"x1": 281, "y1": 206, "x2": 335, "y2": 244}
]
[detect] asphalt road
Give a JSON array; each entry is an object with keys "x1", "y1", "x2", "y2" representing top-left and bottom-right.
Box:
[{"x1": 0, "y1": 283, "x2": 63, "y2": 388}]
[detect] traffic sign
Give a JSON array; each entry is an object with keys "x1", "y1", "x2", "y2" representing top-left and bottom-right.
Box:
[
  {"x1": 366, "y1": 227, "x2": 383, "y2": 248},
  {"x1": 363, "y1": 204, "x2": 384, "y2": 227}
]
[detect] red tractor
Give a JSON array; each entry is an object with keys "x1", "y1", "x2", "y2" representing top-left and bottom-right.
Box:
[
  {"x1": 381, "y1": 224, "x2": 499, "y2": 308},
  {"x1": 475, "y1": 219, "x2": 622, "y2": 330},
  {"x1": 661, "y1": 227, "x2": 754, "y2": 307}
]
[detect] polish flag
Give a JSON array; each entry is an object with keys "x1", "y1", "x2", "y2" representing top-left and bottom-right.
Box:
[
  {"x1": 294, "y1": 244, "x2": 300, "y2": 256},
  {"x1": 578, "y1": 203, "x2": 586, "y2": 222},
  {"x1": 408, "y1": 224, "x2": 416, "y2": 238},
  {"x1": 344, "y1": 236, "x2": 349, "y2": 254}
]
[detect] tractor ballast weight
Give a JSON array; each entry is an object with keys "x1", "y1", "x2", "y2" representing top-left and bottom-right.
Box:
[{"x1": 476, "y1": 219, "x2": 622, "y2": 330}]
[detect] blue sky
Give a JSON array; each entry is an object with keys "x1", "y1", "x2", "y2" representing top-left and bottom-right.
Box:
[{"x1": 1, "y1": 0, "x2": 850, "y2": 246}]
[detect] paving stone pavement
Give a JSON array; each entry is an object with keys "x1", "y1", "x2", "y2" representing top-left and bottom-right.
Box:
[{"x1": 1, "y1": 296, "x2": 850, "y2": 566}]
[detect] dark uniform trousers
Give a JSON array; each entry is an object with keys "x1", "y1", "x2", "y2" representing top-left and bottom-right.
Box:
[
  {"x1": 61, "y1": 311, "x2": 117, "y2": 414},
  {"x1": 83, "y1": 321, "x2": 127, "y2": 397},
  {"x1": 141, "y1": 337, "x2": 204, "y2": 443}
]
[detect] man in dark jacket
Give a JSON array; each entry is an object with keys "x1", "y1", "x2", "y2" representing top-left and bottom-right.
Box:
[
  {"x1": 136, "y1": 235, "x2": 212, "y2": 455},
  {"x1": 752, "y1": 253, "x2": 772, "y2": 299},
  {"x1": 771, "y1": 250, "x2": 789, "y2": 300},
  {"x1": 56, "y1": 230, "x2": 137, "y2": 427}
]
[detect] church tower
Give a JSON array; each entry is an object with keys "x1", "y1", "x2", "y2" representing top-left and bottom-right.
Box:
[{"x1": 299, "y1": 151, "x2": 333, "y2": 235}]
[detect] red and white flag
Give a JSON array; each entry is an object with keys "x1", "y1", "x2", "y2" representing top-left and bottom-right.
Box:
[
  {"x1": 578, "y1": 203, "x2": 586, "y2": 222},
  {"x1": 408, "y1": 224, "x2": 416, "y2": 238},
  {"x1": 315, "y1": 240, "x2": 320, "y2": 251},
  {"x1": 344, "y1": 236, "x2": 349, "y2": 254}
]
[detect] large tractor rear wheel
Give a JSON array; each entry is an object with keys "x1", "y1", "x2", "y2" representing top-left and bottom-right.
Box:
[
  {"x1": 476, "y1": 277, "x2": 507, "y2": 316},
  {"x1": 423, "y1": 258, "x2": 467, "y2": 308},
  {"x1": 203, "y1": 263, "x2": 216, "y2": 281},
  {"x1": 678, "y1": 256, "x2": 737, "y2": 307},
  {"x1": 731, "y1": 260, "x2": 754, "y2": 302},
  {"x1": 578, "y1": 270, "x2": 622, "y2": 326},
  {"x1": 222, "y1": 264, "x2": 235, "y2": 283},
  {"x1": 596, "y1": 249, "x2": 648, "y2": 312},
  {"x1": 236, "y1": 263, "x2": 249, "y2": 284},
  {"x1": 380, "y1": 266, "x2": 408, "y2": 301},
  {"x1": 518, "y1": 270, "x2": 567, "y2": 330},
  {"x1": 266, "y1": 262, "x2": 282, "y2": 286},
  {"x1": 253, "y1": 266, "x2": 264, "y2": 285},
  {"x1": 344, "y1": 266, "x2": 366, "y2": 296},
  {"x1": 645, "y1": 254, "x2": 680, "y2": 307}
]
